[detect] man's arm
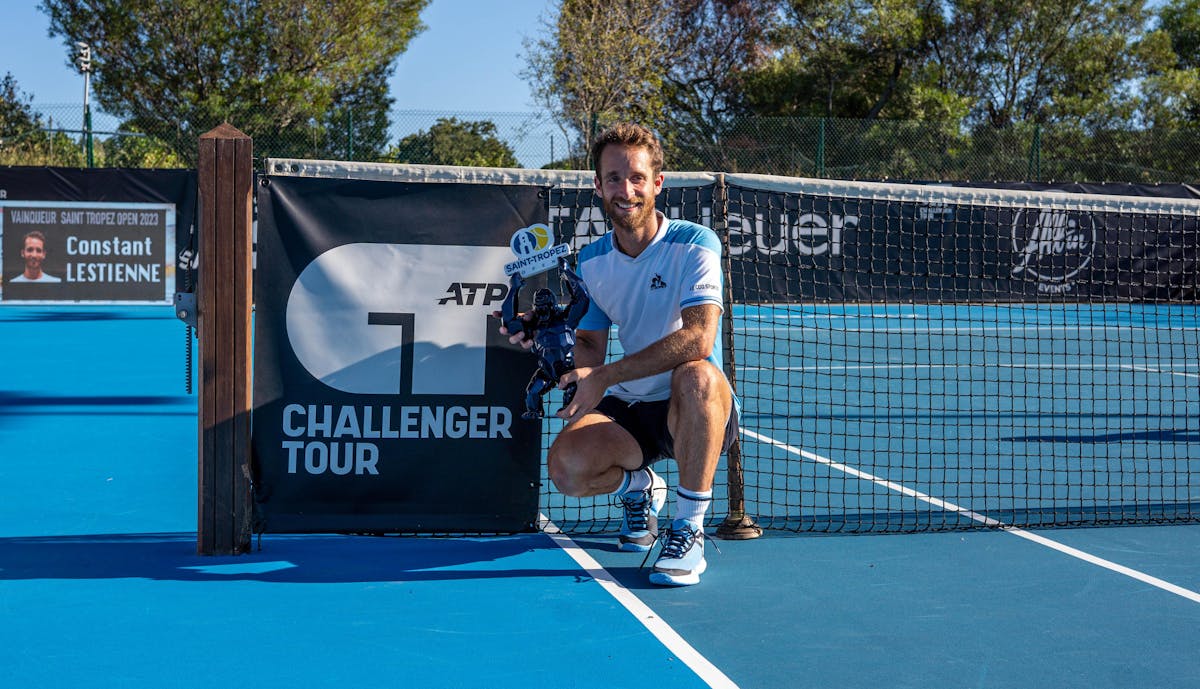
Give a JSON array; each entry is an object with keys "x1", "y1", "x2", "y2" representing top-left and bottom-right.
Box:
[
  {"x1": 595, "y1": 303, "x2": 720, "y2": 386},
  {"x1": 557, "y1": 304, "x2": 721, "y2": 421},
  {"x1": 573, "y1": 328, "x2": 608, "y2": 369}
]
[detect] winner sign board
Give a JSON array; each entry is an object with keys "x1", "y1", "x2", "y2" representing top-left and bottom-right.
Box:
[{"x1": 1, "y1": 201, "x2": 176, "y2": 304}]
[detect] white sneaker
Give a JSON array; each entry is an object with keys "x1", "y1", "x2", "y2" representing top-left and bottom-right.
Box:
[
  {"x1": 649, "y1": 519, "x2": 707, "y2": 586},
  {"x1": 617, "y1": 469, "x2": 666, "y2": 552}
]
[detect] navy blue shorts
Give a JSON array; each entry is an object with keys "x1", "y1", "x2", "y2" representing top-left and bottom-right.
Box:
[{"x1": 594, "y1": 395, "x2": 740, "y2": 469}]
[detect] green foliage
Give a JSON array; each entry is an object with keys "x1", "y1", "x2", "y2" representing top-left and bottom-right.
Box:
[
  {"x1": 1160, "y1": 0, "x2": 1200, "y2": 70},
  {"x1": 655, "y1": 0, "x2": 777, "y2": 171},
  {"x1": 387, "y1": 118, "x2": 519, "y2": 168},
  {"x1": 0, "y1": 73, "x2": 41, "y2": 138},
  {"x1": 1143, "y1": 0, "x2": 1200, "y2": 126},
  {"x1": 522, "y1": 0, "x2": 776, "y2": 169},
  {"x1": 41, "y1": 0, "x2": 429, "y2": 163},
  {"x1": 102, "y1": 123, "x2": 184, "y2": 168},
  {"x1": 741, "y1": 0, "x2": 947, "y2": 120},
  {"x1": 521, "y1": 0, "x2": 1195, "y2": 173},
  {"x1": 0, "y1": 72, "x2": 84, "y2": 166},
  {"x1": 315, "y1": 65, "x2": 394, "y2": 161},
  {"x1": 522, "y1": 0, "x2": 675, "y2": 163},
  {"x1": 935, "y1": 0, "x2": 1151, "y2": 129}
]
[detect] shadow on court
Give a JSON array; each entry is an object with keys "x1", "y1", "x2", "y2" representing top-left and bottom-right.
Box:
[{"x1": 0, "y1": 532, "x2": 600, "y2": 585}]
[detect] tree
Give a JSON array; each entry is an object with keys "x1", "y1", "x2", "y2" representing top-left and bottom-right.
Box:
[
  {"x1": 932, "y1": 0, "x2": 1152, "y2": 130},
  {"x1": 315, "y1": 64, "x2": 395, "y2": 161},
  {"x1": 1140, "y1": 0, "x2": 1200, "y2": 127},
  {"x1": 102, "y1": 122, "x2": 184, "y2": 168},
  {"x1": 522, "y1": 0, "x2": 676, "y2": 165},
  {"x1": 1160, "y1": 0, "x2": 1200, "y2": 70},
  {"x1": 41, "y1": 0, "x2": 429, "y2": 163},
  {"x1": 738, "y1": 0, "x2": 958, "y2": 121},
  {"x1": 387, "y1": 118, "x2": 519, "y2": 168},
  {"x1": 0, "y1": 72, "x2": 82, "y2": 166},
  {"x1": 0, "y1": 73, "x2": 44, "y2": 142},
  {"x1": 657, "y1": 0, "x2": 777, "y2": 169},
  {"x1": 522, "y1": 0, "x2": 777, "y2": 169}
]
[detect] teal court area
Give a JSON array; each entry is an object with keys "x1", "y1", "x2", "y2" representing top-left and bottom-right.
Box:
[{"x1": 2, "y1": 306, "x2": 1199, "y2": 689}]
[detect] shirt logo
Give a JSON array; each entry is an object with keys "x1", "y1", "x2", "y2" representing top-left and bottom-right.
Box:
[{"x1": 649, "y1": 273, "x2": 667, "y2": 290}]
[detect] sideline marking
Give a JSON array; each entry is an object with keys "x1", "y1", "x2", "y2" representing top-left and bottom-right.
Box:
[
  {"x1": 539, "y1": 515, "x2": 741, "y2": 689},
  {"x1": 743, "y1": 429, "x2": 1200, "y2": 604}
]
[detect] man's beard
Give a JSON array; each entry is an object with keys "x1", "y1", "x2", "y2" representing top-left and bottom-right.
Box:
[{"x1": 603, "y1": 194, "x2": 656, "y2": 232}]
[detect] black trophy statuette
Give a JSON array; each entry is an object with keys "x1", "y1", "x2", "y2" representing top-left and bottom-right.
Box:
[{"x1": 501, "y1": 256, "x2": 590, "y2": 420}]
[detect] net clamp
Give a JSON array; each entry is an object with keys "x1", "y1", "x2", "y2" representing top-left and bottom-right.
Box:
[{"x1": 174, "y1": 291, "x2": 198, "y2": 329}]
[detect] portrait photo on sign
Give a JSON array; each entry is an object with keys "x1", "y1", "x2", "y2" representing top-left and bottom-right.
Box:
[{"x1": 3, "y1": 214, "x2": 65, "y2": 288}]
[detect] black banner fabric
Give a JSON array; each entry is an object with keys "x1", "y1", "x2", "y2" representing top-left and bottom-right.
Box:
[
  {"x1": 0, "y1": 167, "x2": 197, "y2": 303},
  {"x1": 549, "y1": 185, "x2": 716, "y2": 249},
  {"x1": 725, "y1": 185, "x2": 1200, "y2": 303},
  {"x1": 252, "y1": 177, "x2": 546, "y2": 533}
]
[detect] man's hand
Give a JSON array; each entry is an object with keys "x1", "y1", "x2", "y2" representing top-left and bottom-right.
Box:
[
  {"x1": 492, "y1": 310, "x2": 535, "y2": 349},
  {"x1": 555, "y1": 365, "x2": 608, "y2": 423}
]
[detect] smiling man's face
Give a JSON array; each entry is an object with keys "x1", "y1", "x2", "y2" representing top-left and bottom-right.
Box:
[{"x1": 594, "y1": 143, "x2": 664, "y2": 235}]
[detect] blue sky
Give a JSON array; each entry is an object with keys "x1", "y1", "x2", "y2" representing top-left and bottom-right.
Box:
[{"x1": 0, "y1": 0, "x2": 552, "y2": 112}]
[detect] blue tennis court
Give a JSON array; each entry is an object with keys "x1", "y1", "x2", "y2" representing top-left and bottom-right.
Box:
[{"x1": 3, "y1": 305, "x2": 1200, "y2": 688}]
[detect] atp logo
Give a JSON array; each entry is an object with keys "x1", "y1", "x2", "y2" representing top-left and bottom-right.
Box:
[
  {"x1": 286, "y1": 243, "x2": 512, "y2": 395},
  {"x1": 1011, "y1": 208, "x2": 1096, "y2": 287}
]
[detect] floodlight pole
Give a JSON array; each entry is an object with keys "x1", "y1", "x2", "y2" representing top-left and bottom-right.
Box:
[{"x1": 75, "y1": 41, "x2": 93, "y2": 167}]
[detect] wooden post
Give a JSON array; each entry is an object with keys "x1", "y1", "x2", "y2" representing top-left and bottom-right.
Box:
[{"x1": 197, "y1": 123, "x2": 254, "y2": 555}]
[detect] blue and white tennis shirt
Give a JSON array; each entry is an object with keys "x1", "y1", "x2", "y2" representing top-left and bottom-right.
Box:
[{"x1": 576, "y1": 211, "x2": 726, "y2": 402}]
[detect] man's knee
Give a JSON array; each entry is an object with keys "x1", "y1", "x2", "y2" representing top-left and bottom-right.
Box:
[
  {"x1": 671, "y1": 360, "x2": 727, "y2": 401},
  {"x1": 547, "y1": 444, "x2": 589, "y2": 497}
]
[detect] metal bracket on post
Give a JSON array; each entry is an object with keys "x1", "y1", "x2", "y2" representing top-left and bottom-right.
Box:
[{"x1": 174, "y1": 291, "x2": 197, "y2": 329}]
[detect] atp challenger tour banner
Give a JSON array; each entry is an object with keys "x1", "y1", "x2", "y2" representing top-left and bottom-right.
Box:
[
  {"x1": 253, "y1": 175, "x2": 546, "y2": 533},
  {"x1": 0, "y1": 167, "x2": 196, "y2": 304}
]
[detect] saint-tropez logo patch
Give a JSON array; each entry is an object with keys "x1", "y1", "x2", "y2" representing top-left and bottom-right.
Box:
[
  {"x1": 1011, "y1": 208, "x2": 1096, "y2": 287},
  {"x1": 504, "y1": 223, "x2": 571, "y2": 277}
]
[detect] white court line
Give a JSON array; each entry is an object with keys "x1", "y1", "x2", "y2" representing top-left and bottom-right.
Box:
[
  {"x1": 539, "y1": 515, "x2": 741, "y2": 689},
  {"x1": 742, "y1": 429, "x2": 1200, "y2": 604},
  {"x1": 1129, "y1": 363, "x2": 1200, "y2": 380},
  {"x1": 736, "y1": 325, "x2": 1200, "y2": 333},
  {"x1": 740, "y1": 363, "x2": 1200, "y2": 374}
]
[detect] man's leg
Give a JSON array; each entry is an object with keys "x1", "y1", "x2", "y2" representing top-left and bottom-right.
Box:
[
  {"x1": 652, "y1": 360, "x2": 733, "y2": 586},
  {"x1": 547, "y1": 411, "x2": 666, "y2": 551},
  {"x1": 547, "y1": 412, "x2": 642, "y2": 497},
  {"x1": 666, "y1": 359, "x2": 733, "y2": 497}
]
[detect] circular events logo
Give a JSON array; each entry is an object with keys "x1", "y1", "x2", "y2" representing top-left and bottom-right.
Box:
[
  {"x1": 1010, "y1": 208, "x2": 1096, "y2": 283},
  {"x1": 505, "y1": 223, "x2": 569, "y2": 277},
  {"x1": 510, "y1": 223, "x2": 552, "y2": 257}
]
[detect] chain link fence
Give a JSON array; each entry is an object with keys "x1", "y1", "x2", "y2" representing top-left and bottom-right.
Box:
[{"x1": 4, "y1": 103, "x2": 1198, "y2": 184}]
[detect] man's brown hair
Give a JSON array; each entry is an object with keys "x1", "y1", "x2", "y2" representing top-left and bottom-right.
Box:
[{"x1": 590, "y1": 123, "x2": 664, "y2": 178}]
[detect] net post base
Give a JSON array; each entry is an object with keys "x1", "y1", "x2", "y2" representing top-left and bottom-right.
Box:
[{"x1": 715, "y1": 513, "x2": 763, "y2": 540}]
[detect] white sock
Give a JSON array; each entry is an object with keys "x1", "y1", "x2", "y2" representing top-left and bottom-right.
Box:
[
  {"x1": 674, "y1": 487, "x2": 712, "y2": 527},
  {"x1": 612, "y1": 468, "x2": 653, "y2": 496}
]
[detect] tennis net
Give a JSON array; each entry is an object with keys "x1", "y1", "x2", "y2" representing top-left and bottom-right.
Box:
[
  {"x1": 272, "y1": 160, "x2": 1200, "y2": 534},
  {"x1": 721, "y1": 176, "x2": 1200, "y2": 533}
]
